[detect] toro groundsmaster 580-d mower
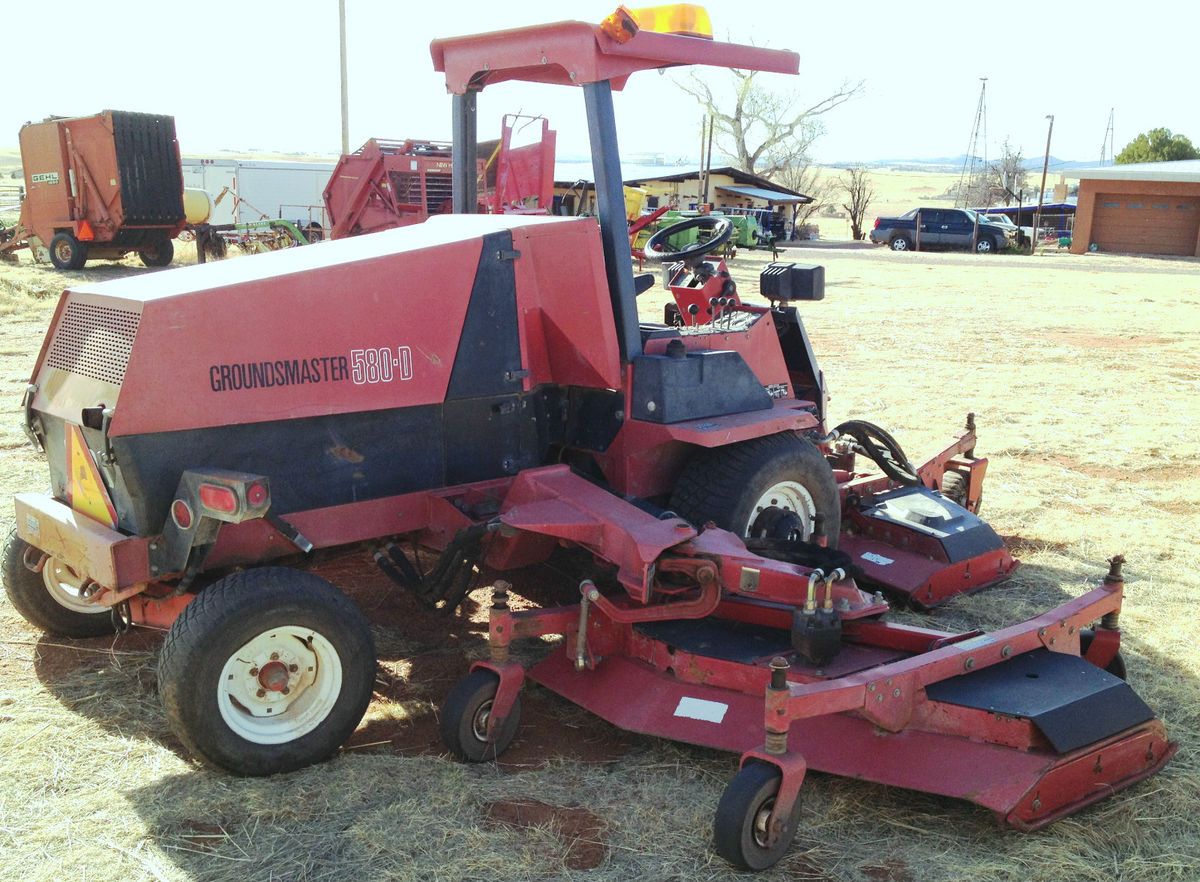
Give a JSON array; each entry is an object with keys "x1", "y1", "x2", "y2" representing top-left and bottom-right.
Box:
[{"x1": 3, "y1": 6, "x2": 1173, "y2": 870}]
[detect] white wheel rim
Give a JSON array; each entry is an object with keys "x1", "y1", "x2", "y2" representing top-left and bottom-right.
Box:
[
  {"x1": 744, "y1": 481, "x2": 817, "y2": 539},
  {"x1": 217, "y1": 625, "x2": 343, "y2": 745},
  {"x1": 42, "y1": 559, "x2": 106, "y2": 615}
]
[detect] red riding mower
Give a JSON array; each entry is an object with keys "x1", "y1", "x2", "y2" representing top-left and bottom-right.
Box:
[{"x1": 3, "y1": 7, "x2": 1173, "y2": 871}]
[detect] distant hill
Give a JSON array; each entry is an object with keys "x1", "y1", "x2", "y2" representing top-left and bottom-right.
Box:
[{"x1": 828, "y1": 154, "x2": 1098, "y2": 172}]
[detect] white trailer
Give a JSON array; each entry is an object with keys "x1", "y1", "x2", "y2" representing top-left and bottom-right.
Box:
[{"x1": 181, "y1": 158, "x2": 335, "y2": 232}]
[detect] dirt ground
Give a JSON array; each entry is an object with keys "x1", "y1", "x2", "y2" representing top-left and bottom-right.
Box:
[{"x1": 1, "y1": 232, "x2": 1198, "y2": 882}]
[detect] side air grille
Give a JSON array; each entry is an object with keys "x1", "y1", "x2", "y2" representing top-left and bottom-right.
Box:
[{"x1": 44, "y1": 302, "x2": 140, "y2": 385}]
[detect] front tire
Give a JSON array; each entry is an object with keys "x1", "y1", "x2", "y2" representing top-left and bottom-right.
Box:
[
  {"x1": 2, "y1": 529, "x2": 116, "y2": 637},
  {"x1": 670, "y1": 432, "x2": 841, "y2": 546},
  {"x1": 713, "y1": 762, "x2": 800, "y2": 871},
  {"x1": 974, "y1": 237, "x2": 996, "y2": 254},
  {"x1": 440, "y1": 669, "x2": 522, "y2": 762},
  {"x1": 158, "y1": 567, "x2": 376, "y2": 776},
  {"x1": 49, "y1": 232, "x2": 87, "y2": 270}
]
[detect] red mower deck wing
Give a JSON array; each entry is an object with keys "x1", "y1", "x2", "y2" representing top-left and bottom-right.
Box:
[
  {"x1": 528, "y1": 650, "x2": 1174, "y2": 829},
  {"x1": 431, "y1": 20, "x2": 798, "y2": 94}
]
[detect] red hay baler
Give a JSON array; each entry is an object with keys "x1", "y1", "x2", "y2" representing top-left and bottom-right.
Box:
[{"x1": 2, "y1": 8, "x2": 1173, "y2": 871}]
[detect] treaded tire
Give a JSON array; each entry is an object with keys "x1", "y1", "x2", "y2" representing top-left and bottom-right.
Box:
[
  {"x1": 440, "y1": 669, "x2": 521, "y2": 762},
  {"x1": 889, "y1": 236, "x2": 912, "y2": 252},
  {"x1": 158, "y1": 567, "x2": 376, "y2": 776},
  {"x1": 940, "y1": 471, "x2": 968, "y2": 507},
  {"x1": 2, "y1": 528, "x2": 116, "y2": 637},
  {"x1": 669, "y1": 432, "x2": 841, "y2": 546},
  {"x1": 50, "y1": 232, "x2": 87, "y2": 270},
  {"x1": 138, "y1": 238, "x2": 174, "y2": 267},
  {"x1": 713, "y1": 762, "x2": 799, "y2": 871}
]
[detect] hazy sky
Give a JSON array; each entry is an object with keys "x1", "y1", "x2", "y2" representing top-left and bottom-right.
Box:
[{"x1": 5, "y1": 0, "x2": 1198, "y2": 172}]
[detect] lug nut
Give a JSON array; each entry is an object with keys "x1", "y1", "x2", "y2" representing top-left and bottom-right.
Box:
[
  {"x1": 289, "y1": 663, "x2": 298, "y2": 673},
  {"x1": 270, "y1": 652, "x2": 280, "y2": 661},
  {"x1": 256, "y1": 688, "x2": 267, "y2": 698},
  {"x1": 249, "y1": 667, "x2": 259, "y2": 677}
]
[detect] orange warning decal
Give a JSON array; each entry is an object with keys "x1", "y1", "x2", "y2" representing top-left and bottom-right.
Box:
[{"x1": 65, "y1": 424, "x2": 118, "y2": 528}]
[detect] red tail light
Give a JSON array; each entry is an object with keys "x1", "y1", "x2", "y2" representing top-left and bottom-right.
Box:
[
  {"x1": 171, "y1": 499, "x2": 194, "y2": 529},
  {"x1": 199, "y1": 483, "x2": 239, "y2": 514},
  {"x1": 873, "y1": 217, "x2": 881, "y2": 229},
  {"x1": 246, "y1": 481, "x2": 269, "y2": 507}
]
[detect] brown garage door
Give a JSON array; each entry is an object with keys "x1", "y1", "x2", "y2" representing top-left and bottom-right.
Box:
[{"x1": 1091, "y1": 194, "x2": 1200, "y2": 255}]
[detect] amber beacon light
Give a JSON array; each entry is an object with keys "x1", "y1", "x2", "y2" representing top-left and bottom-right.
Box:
[{"x1": 600, "y1": 4, "x2": 714, "y2": 42}]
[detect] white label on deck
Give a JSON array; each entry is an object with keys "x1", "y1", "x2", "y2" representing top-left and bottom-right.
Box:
[
  {"x1": 862, "y1": 552, "x2": 895, "y2": 566},
  {"x1": 673, "y1": 696, "x2": 728, "y2": 724}
]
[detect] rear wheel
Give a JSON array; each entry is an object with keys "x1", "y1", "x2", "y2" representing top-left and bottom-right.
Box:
[
  {"x1": 49, "y1": 232, "x2": 87, "y2": 270},
  {"x1": 670, "y1": 432, "x2": 841, "y2": 546},
  {"x1": 2, "y1": 529, "x2": 116, "y2": 637},
  {"x1": 713, "y1": 762, "x2": 800, "y2": 871},
  {"x1": 158, "y1": 567, "x2": 376, "y2": 775},
  {"x1": 889, "y1": 235, "x2": 912, "y2": 252},
  {"x1": 138, "y1": 238, "x2": 174, "y2": 267},
  {"x1": 440, "y1": 669, "x2": 522, "y2": 762}
]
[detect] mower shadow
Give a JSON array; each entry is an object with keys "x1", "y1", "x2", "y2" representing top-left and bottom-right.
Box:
[{"x1": 29, "y1": 544, "x2": 638, "y2": 769}]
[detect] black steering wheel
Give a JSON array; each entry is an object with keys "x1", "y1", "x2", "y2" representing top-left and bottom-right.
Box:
[{"x1": 643, "y1": 216, "x2": 735, "y2": 263}]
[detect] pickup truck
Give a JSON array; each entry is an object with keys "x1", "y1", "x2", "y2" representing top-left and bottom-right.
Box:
[{"x1": 869, "y1": 207, "x2": 1017, "y2": 253}]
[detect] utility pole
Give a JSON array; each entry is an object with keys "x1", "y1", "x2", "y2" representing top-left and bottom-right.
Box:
[
  {"x1": 339, "y1": 0, "x2": 350, "y2": 155},
  {"x1": 1031, "y1": 114, "x2": 1054, "y2": 254},
  {"x1": 702, "y1": 114, "x2": 714, "y2": 205}
]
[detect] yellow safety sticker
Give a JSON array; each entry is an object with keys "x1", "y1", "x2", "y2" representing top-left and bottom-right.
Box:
[{"x1": 65, "y1": 424, "x2": 118, "y2": 528}]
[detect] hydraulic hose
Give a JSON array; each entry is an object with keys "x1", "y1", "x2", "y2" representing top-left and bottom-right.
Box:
[{"x1": 833, "y1": 419, "x2": 921, "y2": 486}]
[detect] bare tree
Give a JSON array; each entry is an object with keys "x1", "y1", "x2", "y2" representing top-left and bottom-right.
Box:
[
  {"x1": 985, "y1": 138, "x2": 1027, "y2": 206},
  {"x1": 773, "y1": 158, "x2": 836, "y2": 236},
  {"x1": 678, "y1": 69, "x2": 863, "y2": 178},
  {"x1": 842, "y1": 167, "x2": 874, "y2": 241}
]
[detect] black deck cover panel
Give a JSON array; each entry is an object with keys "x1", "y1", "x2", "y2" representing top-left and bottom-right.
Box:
[
  {"x1": 925, "y1": 648, "x2": 1155, "y2": 753},
  {"x1": 635, "y1": 617, "x2": 792, "y2": 664}
]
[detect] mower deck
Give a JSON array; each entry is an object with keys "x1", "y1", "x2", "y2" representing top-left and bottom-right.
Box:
[
  {"x1": 529, "y1": 644, "x2": 1172, "y2": 828},
  {"x1": 476, "y1": 559, "x2": 1174, "y2": 834}
]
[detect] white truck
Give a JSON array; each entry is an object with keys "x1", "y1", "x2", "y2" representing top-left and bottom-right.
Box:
[{"x1": 181, "y1": 158, "x2": 335, "y2": 235}]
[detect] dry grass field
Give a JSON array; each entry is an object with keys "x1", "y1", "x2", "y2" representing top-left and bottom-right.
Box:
[
  {"x1": 1, "y1": 229, "x2": 1198, "y2": 882},
  {"x1": 807, "y1": 166, "x2": 967, "y2": 241}
]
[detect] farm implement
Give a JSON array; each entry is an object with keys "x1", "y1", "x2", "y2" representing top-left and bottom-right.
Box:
[
  {"x1": 323, "y1": 114, "x2": 555, "y2": 239},
  {"x1": 0, "y1": 110, "x2": 184, "y2": 269},
  {"x1": 2, "y1": 6, "x2": 1173, "y2": 871}
]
